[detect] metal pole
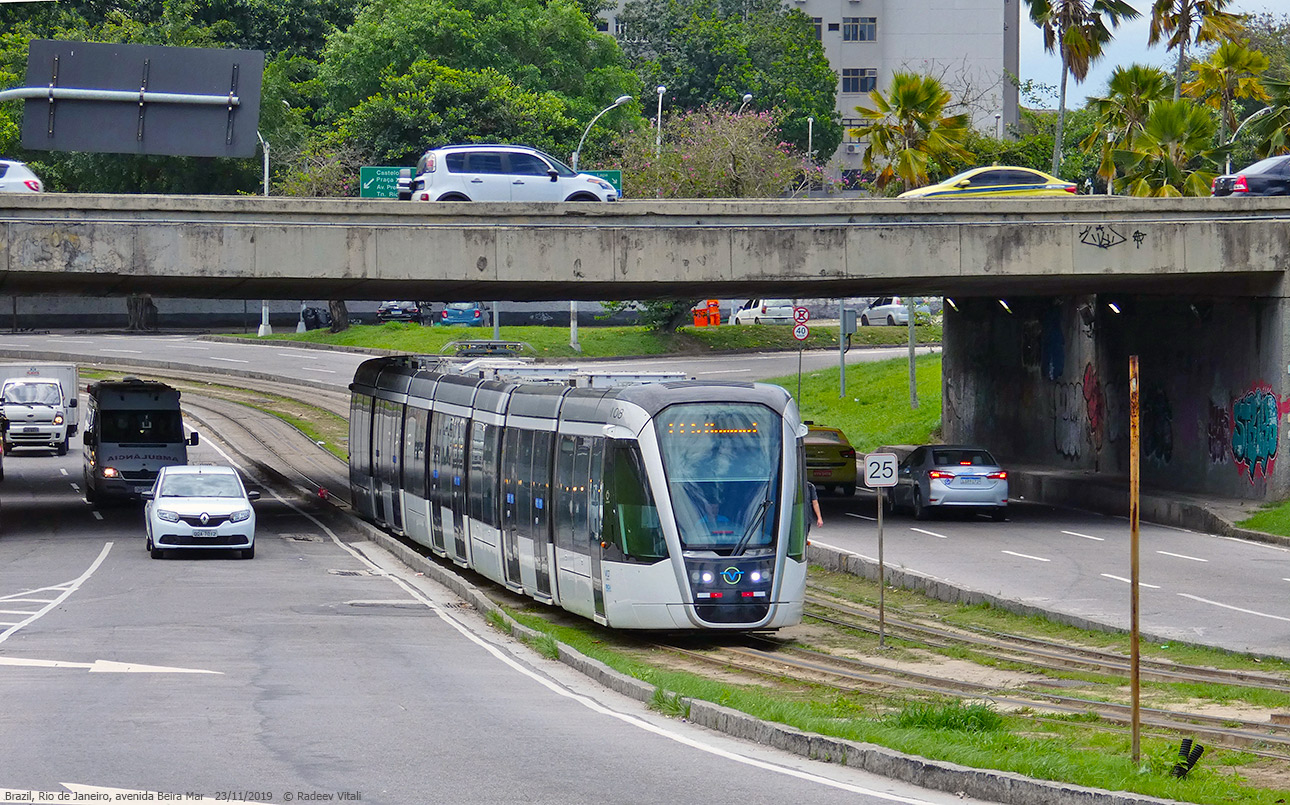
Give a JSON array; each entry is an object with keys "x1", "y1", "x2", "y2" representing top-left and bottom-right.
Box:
[
  {"x1": 654, "y1": 86, "x2": 666, "y2": 156},
  {"x1": 256, "y1": 131, "x2": 273, "y2": 337},
  {"x1": 1129, "y1": 355, "x2": 1142, "y2": 765},
  {"x1": 796, "y1": 348, "x2": 803, "y2": 402},
  {"x1": 907, "y1": 298, "x2": 918, "y2": 409},
  {"x1": 570, "y1": 300, "x2": 580, "y2": 352},
  {"x1": 877, "y1": 488, "x2": 886, "y2": 648},
  {"x1": 839, "y1": 299, "x2": 846, "y2": 398},
  {"x1": 492, "y1": 302, "x2": 500, "y2": 340}
]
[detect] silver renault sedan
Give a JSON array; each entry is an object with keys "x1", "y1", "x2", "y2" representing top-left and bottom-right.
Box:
[
  {"x1": 143, "y1": 465, "x2": 259, "y2": 559},
  {"x1": 888, "y1": 445, "x2": 1008, "y2": 521}
]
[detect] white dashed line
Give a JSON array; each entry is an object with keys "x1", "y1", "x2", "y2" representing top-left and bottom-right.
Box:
[
  {"x1": 1157, "y1": 550, "x2": 1207, "y2": 563},
  {"x1": 0, "y1": 609, "x2": 39, "y2": 616},
  {"x1": 210, "y1": 357, "x2": 250, "y2": 363},
  {"x1": 1177, "y1": 593, "x2": 1290, "y2": 622},
  {"x1": 844, "y1": 512, "x2": 876, "y2": 521},
  {"x1": 1061, "y1": 530, "x2": 1104, "y2": 541},
  {"x1": 92, "y1": 511, "x2": 103, "y2": 521},
  {"x1": 100, "y1": 348, "x2": 142, "y2": 354},
  {"x1": 910, "y1": 527, "x2": 949, "y2": 539},
  {"x1": 302, "y1": 367, "x2": 337, "y2": 374},
  {"x1": 1002, "y1": 550, "x2": 1050, "y2": 562},
  {"x1": 279, "y1": 353, "x2": 318, "y2": 359},
  {"x1": 696, "y1": 369, "x2": 751, "y2": 375},
  {"x1": 1101, "y1": 574, "x2": 1161, "y2": 589},
  {"x1": 59, "y1": 468, "x2": 68, "y2": 476}
]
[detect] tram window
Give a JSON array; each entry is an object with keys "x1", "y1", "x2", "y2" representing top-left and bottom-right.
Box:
[
  {"x1": 514, "y1": 429, "x2": 536, "y2": 541},
  {"x1": 603, "y1": 441, "x2": 666, "y2": 562},
  {"x1": 377, "y1": 400, "x2": 403, "y2": 486},
  {"x1": 572, "y1": 437, "x2": 592, "y2": 553},
  {"x1": 588, "y1": 437, "x2": 604, "y2": 548},
  {"x1": 449, "y1": 414, "x2": 468, "y2": 491},
  {"x1": 469, "y1": 422, "x2": 486, "y2": 521},
  {"x1": 532, "y1": 431, "x2": 554, "y2": 544},
  {"x1": 480, "y1": 423, "x2": 500, "y2": 527},
  {"x1": 789, "y1": 440, "x2": 807, "y2": 560},
  {"x1": 404, "y1": 407, "x2": 429, "y2": 496},
  {"x1": 555, "y1": 436, "x2": 577, "y2": 551},
  {"x1": 350, "y1": 396, "x2": 372, "y2": 475}
]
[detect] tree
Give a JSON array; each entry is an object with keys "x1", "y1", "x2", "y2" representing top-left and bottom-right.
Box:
[
  {"x1": 1246, "y1": 78, "x2": 1290, "y2": 158},
  {"x1": 1181, "y1": 40, "x2": 1269, "y2": 143},
  {"x1": 1024, "y1": 0, "x2": 1140, "y2": 173},
  {"x1": 1149, "y1": 0, "x2": 1245, "y2": 99},
  {"x1": 611, "y1": 106, "x2": 815, "y2": 199},
  {"x1": 1115, "y1": 99, "x2": 1220, "y2": 195},
  {"x1": 615, "y1": 0, "x2": 840, "y2": 158},
  {"x1": 1241, "y1": 11, "x2": 1290, "y2": 81},
  {"x1": 848, "y1": 72, "x2": 972, "y2": 193},
  {"x1": 1082, "y1": 64, "x2": 1172, "y2": 190}
]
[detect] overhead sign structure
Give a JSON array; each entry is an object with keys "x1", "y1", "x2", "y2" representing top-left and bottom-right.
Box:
[
  {"x1": 360, "y1": 166, "x2": 403, "y2": 199},
  {"x1": 19, "y1": 40, "x2": 264, "y2": 158},
  {"x1": 863, "y1": 452, "x2": 898, "y2": 488}
]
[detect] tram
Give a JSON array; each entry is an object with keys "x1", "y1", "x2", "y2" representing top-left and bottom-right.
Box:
[{"x1": 348, "y1": 356, "x2": 808, "y2": 630}]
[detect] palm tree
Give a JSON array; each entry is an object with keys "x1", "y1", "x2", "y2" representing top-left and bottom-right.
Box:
[
  {"x1": 1148, "y1": 0, "x2": 1245, "y2": 100},
  {"x1": 1082, "y1": 64, "x2": 1172, "y2": 190},
  {"x1": 848, "y1": 71, "x2": 971, "y2": 193},
  {"x1": 1025, "y1": 0, "x2": 1141, "y2": 175},
  {"x1": 1248, "y1": 78, "x2": 1290, "y2": 158},
  {"x1": 1116, "y1": 99, "x2": 1221, "y2": 195},
  {"x1": 1181, "y1": 40, "x2": 1269, "y2": 143}
]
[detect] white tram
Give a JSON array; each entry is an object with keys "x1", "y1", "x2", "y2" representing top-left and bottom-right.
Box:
[{"x1": 349, "y1": 356, "x2": 808, "y2": 630}]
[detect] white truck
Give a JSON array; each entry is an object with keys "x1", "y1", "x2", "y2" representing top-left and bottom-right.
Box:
[{"x1": 0, "y1": 362, "x2": 79, "y2": 456}]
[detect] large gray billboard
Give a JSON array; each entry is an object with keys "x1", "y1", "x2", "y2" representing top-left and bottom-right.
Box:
[{"x1": 21, "y1": 40, "x2": 264, "y2": 158}]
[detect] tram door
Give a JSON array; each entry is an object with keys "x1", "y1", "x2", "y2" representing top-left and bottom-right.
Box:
[
  {"x1": 448, "y1": 415, "x2": 469, "y2": 564},
  {"x1": 500, "y1": 428, "x2": 523, "y2": 589},
  {"x1": 589, "y1": 438, "x2": 606, "y2": 618},
  {"x1": 428, "y1": 412, "x2": 448, "y2": 554},
  {"x1": 530, "y1": 431, "x2": 553, "y2": 598},
  {"x1": 375, "y1": 399, "x2": 403, "y2": 532}
]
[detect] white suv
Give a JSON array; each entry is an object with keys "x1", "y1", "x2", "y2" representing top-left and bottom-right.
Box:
[{"x1": 398, "y1": 144, "x2": 618, "y2": 202}]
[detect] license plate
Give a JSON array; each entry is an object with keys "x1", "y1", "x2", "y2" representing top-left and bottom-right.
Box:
[
  {"x1": 957, "y1": 476, "x2": 984, "y2": 486},
  {"x1": 191, "y1": 528, "x2": 218, "y2": 538},
  {"x1": 812, "y1": 469, "x2": 831, "y2": 477},
  {"x1": 22, "y1": 427, "x2": 38, "y2": 433}
]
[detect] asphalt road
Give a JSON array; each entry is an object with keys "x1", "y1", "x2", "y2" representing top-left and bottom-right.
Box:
[{"x1": 0, "y1": 432, "x2": 994, "y2": 804}]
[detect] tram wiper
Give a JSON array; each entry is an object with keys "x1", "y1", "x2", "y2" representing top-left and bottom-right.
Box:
[{"x1": 731, "y1": 497, "x2": 771, "y2": 557}]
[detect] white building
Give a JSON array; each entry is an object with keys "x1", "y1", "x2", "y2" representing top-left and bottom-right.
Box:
[{"x1": 602, "y1": 0, "x2": 1019, "y2": 172}]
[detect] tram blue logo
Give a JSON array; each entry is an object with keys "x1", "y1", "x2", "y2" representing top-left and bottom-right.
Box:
[{"x1": 720, "y1": 566, "x2": 743, "y2": 584}]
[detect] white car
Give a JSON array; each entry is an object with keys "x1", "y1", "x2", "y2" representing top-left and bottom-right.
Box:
[
  {"x1": 859, "y1": 296, "x2": 929, "y2": 326},
  {"x1": 399, "y1": 144, "x2": 617, "y2": 202},
  {"x1": 0, "y1": 160, "x2": 42, "y2": 193},
  {"x1": 143, "y1": 465, "x2": 260, "y2": 559},
  {"x1": 732, "y1": 298, "x2": 796, "y2": 325}
]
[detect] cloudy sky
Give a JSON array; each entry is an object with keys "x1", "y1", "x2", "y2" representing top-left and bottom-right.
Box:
[{"x1": 1016, "y1": 0, "x2": 1279, "y2": 108}]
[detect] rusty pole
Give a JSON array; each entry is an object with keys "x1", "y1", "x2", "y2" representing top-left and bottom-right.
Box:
[{"x1": 1129, "y1": 355, "x2": 1142, "y2": 765}]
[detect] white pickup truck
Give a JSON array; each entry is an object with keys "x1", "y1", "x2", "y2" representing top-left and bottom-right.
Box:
[{"x1": 0, "y1": 363, "x2": 79, "y2": 455}]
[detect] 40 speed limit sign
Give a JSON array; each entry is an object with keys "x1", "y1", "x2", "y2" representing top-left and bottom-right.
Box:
[{"x1": 863, "y1": 453, "x2": 898, "y2": 488}]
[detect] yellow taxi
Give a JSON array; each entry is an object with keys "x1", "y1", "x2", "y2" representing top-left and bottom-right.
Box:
[
  {"x1": 898, "y1": 166, "x2": 1077, "y2": 199},
  {"x1": 804, "y1": 423, "x2": 858, "y2": 496}
]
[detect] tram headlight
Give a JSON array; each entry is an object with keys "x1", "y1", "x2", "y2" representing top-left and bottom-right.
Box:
[
  {"x1": 750, "y1": 571, "x2": 762, "y2": 582},
  {"x1": 701, "y1": 571, "x2": 714, "y2": 584}
]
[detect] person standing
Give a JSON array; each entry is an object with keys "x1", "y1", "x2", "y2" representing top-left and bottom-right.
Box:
[{"x1": 807, "y1": 482, "x2": 823, "y2": 528}]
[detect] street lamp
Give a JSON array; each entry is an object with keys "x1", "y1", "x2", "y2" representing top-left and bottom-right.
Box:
[
  {"x1": 807, "y1": 116, "x2": 814, "y2": 159},
  {"x1": 738, "y1": 93, "x2": 753, "y2": 114},
  {"x1": 654, "y1": 85, "x2": 666, "y2": 156},
  {"x1": 571, "y1": 94, "x2": 632, "y2": 172},
  {"x1": 1226, "y1": 107, "x2": 1274, "y2": 174}
]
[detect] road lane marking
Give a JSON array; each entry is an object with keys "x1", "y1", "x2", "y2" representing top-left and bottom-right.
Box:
[
  {"x1": 1177, "y1": 593, "x2": 1290, "y2": 622},
  {"x1": 844, "y1": 512, "x2": 876, "y2": 521},
  {"x1": 0, "y1": 610, "x2": 38, "y2": 615},
  {"x1": 1101, "y1": 574, "x2": 1161, "y2": 589},
  {"x1": 1001, "y1": 550, "x2": 1050, "y2": 562},
  {"x1": 69, "y1": 482, "x2": 79, "y2": 492},
  {"x1": 1157, "y1": 550, "x2": 1207, "y2": 562},
  {"x1": 210, "y1": 357, "x2": 250, "y2": 363},
  {"x1": 910, "y1": 527, "x2": 949, "y2": 539},
  {"x1": 279, "y1": 352, "x2": 318, "y2": 359},
  {"x1": 0, "y1": 656, "x2": 220, "y2": 674},
  {"x1": 1061, "y1": 530, "x2": 1104, "y2": 541},
  {"x1": 100, "y1": 348, "x2": 143, "y2": 354},
  {"x1": 59, "y1": 468, "x2": 67, "y2": 476},
  {"x1": 92, "y1": 511, "x2": 103, "y2": 521},
  {"x1": 1221, "y1": 536, "x2": 1290, "y2": 552},
  {"x1": 175, "y1": 344, "x2": 211, "y2": 349},
  {"x1": 0, "y1": 596, "x2": 56, "y2": 604},
  {"x1": 696, "y1": 369, "x2": 751, "y2": 375},
  {"x1": 806, "y1": 540, "x2": 877, "y2": 562},
  {"x1": 0, "y1": 542, "x2": 112, "y2": 645},
  {"x1": 302, "y1": 367, "x2": 337, "y2": 374}
]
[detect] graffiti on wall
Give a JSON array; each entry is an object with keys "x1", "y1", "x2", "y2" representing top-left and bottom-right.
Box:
[
  {"x1": 1207, "y1": 402, "x2": 1231, "y2": 465},
  {"x1": 1082, "y1": 362, "x2": 1105, "y2": 452},
  {"x1": 1051, "y1": 362, "x2": 1117, "y2": 460},
  {"x1": 1230, "y1": 384, "x2": 1290, "y2": 481}
]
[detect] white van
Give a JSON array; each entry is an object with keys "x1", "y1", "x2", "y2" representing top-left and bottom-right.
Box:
[
  {"x1": 82, "y1": 378, "x2": 197, "y2": 503},
  {"x1": 0, "y1": 362, "x2": 80, "y2": 455}
]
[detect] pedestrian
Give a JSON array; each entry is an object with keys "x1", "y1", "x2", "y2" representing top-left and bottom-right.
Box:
[{"x1": 807, "y1": 482, "x2": 823, "y2": 529}]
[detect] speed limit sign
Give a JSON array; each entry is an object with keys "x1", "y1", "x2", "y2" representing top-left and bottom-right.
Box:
[
  {"x1": 863, "y1": 453, "x2": 898, "y2": 488},
  {"x1": 792, "y1": 323, "x2": 810, "y2": 340}
]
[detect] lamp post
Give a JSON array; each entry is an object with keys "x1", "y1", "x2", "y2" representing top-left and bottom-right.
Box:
[
  {"x1": 572, "y1": 94, "x2": 632, "y2": 172},
  {"x1": 1226, "y1": 107, "x2": 1274, "y2": 174},
  {"x1": 807, "y1": 116, "x2": 814, "y2": 159},
  {"x1": 256, "y1": 131, "x2": 272, "y2": 336},
  {"x1": 654, "y1": 85, "x2": 666, "y2": 156},
  {"x1": 738, "y1": 93, "x2": 753, "y2": 114}
]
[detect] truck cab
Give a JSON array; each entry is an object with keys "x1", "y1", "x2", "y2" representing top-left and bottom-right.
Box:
[{"x1": 1, "y1": 377, "x2": 73, "y2": 455}]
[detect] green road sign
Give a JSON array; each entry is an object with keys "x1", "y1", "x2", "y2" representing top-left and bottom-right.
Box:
[
  {"x1": 360, "y1": 166, "x2": 403, "y2": 199},
  {"x1": 584, "y1": 169, "x2": 623, "y2": 195}
]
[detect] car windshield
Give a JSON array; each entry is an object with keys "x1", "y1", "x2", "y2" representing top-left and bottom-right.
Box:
[
  {"x1": 656, "y1": 403, "x2": 782, "y2": 553},
  {"x1": 158, "y1": 473, "x2": 243, "y2": 498},
  {"x1": 931, "y1": 448, "x2": 997, "y2": 467},
  {"x1": 530, "y1": 148, "x2": 577, "y2": 177},
  {"x1": 940, "y1": 168, "x2": 983, "y2": 185},
  {"x1": 3, "y1": 382, "x2": 60, "y2": 405},
  {"x1": 446, "y1": 303, "x2": 476, "y2": 311}
]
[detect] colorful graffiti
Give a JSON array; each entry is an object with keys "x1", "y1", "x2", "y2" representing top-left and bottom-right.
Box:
[
  {"x1": 1231, "y1": 384, "x2": 1290, "y2": 481},
  {"x1": 1082, "y1": 363, "x2": 1105, "y2": 452},
  {"x1": 1053, "y1": 380, "x2": 1084, "y2": 459}
]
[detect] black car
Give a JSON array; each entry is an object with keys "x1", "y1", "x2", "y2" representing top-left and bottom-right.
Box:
[
  {"x1": 1212, "y1": 156, "x2": 1290, "y2": 197},
  {"x1": 376, "y1": 301, "x2": 425, "y2": 323}
]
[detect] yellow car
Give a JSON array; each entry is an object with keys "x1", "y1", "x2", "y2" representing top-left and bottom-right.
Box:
[
  {"x1": 804, "y1": 423, "x2": 857, "y2": 496},
  {"x1": 898, "y1": 166, "x2": 1077, "y2": 199}
]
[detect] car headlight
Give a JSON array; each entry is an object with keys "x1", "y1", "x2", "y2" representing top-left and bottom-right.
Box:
[
  {"x1": 101, "y1": 467, "x2": 119, "y2": 478},
  {"x1": 230, "y1": 509, "x2": 251, "y2": 523},
  {"x1": 156, "y1": 509, "x2": 179, "y2": 523},
  {"x1": 53, "y1": 414, "x2": 63, "y2": 425}
]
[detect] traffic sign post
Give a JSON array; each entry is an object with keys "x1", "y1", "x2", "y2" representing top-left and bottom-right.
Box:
[
  {"x1": 359, "y1": 166, "x2": 403, "y2": 199},
  {"x1": 864, "y1": 452, "x2": 898, "y2": 648},
  {"x1": 793, "y1": 322, "x2": 809, "y2": 400},
  {"x1": 793, "y1": 306, "x2": 810, "y2": 324}
]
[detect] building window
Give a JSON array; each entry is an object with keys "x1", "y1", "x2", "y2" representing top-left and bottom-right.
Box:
[
  {"x1": 843, "y1": 17, "x2": 877, "y2": 41},
  {"x1": 828, "y1": 22, "x2": 840, "y2": 31},
  {"x1": 595, "y1": 18, "x2": 609, "y2": 32},
  {"x1": 812, "y1": 17, "x2": 822, "y2": 40},
  {"x1": 842, "y1": 68, "x2": 877, "y2": 93}
]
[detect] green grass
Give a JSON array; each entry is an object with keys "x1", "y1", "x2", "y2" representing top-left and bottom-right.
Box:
[
  {"x1": 230, "y1": 321, "x2": 941, "y2": 360},
  {"x1": 1236, "y1": 502, "x2": 1290, "y2": 536}
]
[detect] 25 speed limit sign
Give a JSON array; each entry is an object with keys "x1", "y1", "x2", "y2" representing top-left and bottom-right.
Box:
[{"x1": 863, "y1": 453, "x2": 898, "y2": 488}]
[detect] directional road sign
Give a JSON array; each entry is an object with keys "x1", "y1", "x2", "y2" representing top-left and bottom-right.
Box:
[
  {"x1": 360, "y1": 166, "x2": 404, "y2": 198},
  {"x1": 792, "y1": 323, "x2": 809, "y2": 341},
  {"x1": 793, "y1": 306, "x2": 810, "y2": 324},
  {"x1": 863, "y1": 453, "x2": 898, "y2": 488},
  {"x1": 583, "y1": 169, "x2": 623, "y2": 194}
]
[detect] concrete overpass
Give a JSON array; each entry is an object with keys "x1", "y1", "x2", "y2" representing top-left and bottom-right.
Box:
[
  {"x1": 0, "y1": 193, "x2": 1288, "y2": 300},
  {"x1": 5, "y1": 192, "x2": 1290, "y2": 507}
]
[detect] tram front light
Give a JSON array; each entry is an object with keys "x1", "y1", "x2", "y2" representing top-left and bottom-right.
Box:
[{"x1": 701, "y1": 571, "x2": 714, "y2": 584}]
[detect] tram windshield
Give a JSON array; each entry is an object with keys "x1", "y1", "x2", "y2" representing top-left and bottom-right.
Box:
[{"x1": 656, "y1": 403, "x2": 781, "y2": 554}]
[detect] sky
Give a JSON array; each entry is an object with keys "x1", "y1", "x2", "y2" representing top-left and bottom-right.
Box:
[{"x1": 1016, "y1": 0, "x2": 1283, "y2": 109}]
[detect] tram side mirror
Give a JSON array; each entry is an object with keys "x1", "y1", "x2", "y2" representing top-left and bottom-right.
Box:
[{"x1": 189, "y1": 432, "x2": 200, "y2": 446}]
